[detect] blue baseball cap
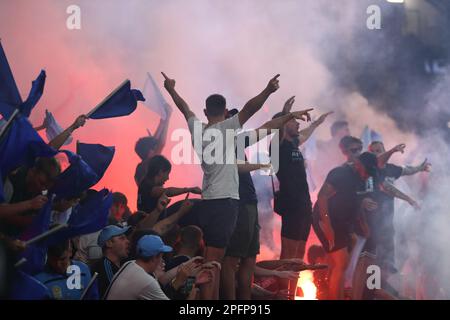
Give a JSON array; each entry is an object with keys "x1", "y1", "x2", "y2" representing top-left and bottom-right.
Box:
[
  {"x1": 97, "y1": 225, "x2": 130, "y2": 247},
  {"x1": 136, "y1": 235, "x2": 172, "y2": 258}
]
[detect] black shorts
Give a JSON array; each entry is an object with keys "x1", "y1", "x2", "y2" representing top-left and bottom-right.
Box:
[
  {"x1": 183, "y1": 198, "x2": 239, "y2": 249},
  {"x1": 312, "y1": 211, "x2": 353, "y2": 253},
  {"x1": 280, "y1": 204, "x2": 312, "y2": 241},
  {"x1": 225, "y1": 202, "x2": 260, "y2": 258}
]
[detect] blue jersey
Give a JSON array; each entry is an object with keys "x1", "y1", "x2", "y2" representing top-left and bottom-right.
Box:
[{"x1": 35, "y1": 260, "x2": 98, "y2": 300}]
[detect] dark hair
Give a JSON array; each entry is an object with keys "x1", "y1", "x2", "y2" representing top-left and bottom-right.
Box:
[
  {"x1": 142, "y1": 155, "x2": 171, "y2": 185},
  {"x1": 112, "y1": 192, "x2": 128, "y2": 206},
  {"x1": 339, "y1": 136, "x2": 362, "y2": 150},
  {"x1": 358, "y1": 152, "x2": 378, "y2": 176},
  {"x1": 178, "y1": 225, "x2": 203, "y2": 250},
  {"x1": 307, "y1": 245, "x2": 326, "y2": 265},
  {"x1": 33, "y1": 157, "x2": 61, "y2": 181},
  {"x1": 47, "y1": 239, "x2": 71, "y2": 258},
  {"x1": 135, "y1": 136, "x2": 158, "y2": 160},
  {"x1": 205, "y1": 94, "x2": 226, "y2": 117},
  {"x1": 330, "y1": 121, "x2": 349, "y2": 137}
]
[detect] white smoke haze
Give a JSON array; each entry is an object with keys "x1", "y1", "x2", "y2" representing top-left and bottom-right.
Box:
[{"x1": 1, "y1": 0, "x2": 449, "y2": 298}]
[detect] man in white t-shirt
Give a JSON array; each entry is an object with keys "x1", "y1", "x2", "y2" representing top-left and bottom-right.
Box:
[
  {"x1": 105, "y1": 235, "x2": 172, "y2": 300},
  {"x1": 162, "y1": 72, "x2": 280, "y2": 299}
]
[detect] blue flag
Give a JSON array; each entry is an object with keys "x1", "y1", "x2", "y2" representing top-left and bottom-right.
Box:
[
  {"x1": 0, "y1": 115, "x2": 57, "y2": 202},
  {"x1": 0, "y1": 41, "x2": 22, "y2": 119},
  {"x1": 89, "y1": 80, "x2": 145, "y2": 119},
  {"x1": 76, "y1": 142, "x2": 115, "y2": 181},
  {"x1": 44, "y1": 109, "x2": 73, "y2": 145},
  {"x1": 18, "y1": 198, "x2": 54, "y2": 275},
  {"x1": 51, "y1": 150, "x2": 99, "y2": 200},
  {"x1": 9, "y1": 271, "x2": 51, "y2": 300},
  {"x1": 0, "y1": 42, "x2": 45, "y2": 119},
  {"x1": 46, "y1": 189, "x2": 112, "y2": 246},
  {"x1": 19, "y1": 70, "x2": 46, "y2": 118}
]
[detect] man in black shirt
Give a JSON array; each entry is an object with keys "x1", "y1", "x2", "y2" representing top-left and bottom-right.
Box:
[
  {"x1": 312, "y1": 152, "x2": 380, "y2": 300},
  {"x1": 91, "y1": 225, "x2": 130, "y2": 298},
  {"x1": 271, "y1": 99, "x2": 332, "y2": 262},
  {"x1": 0, "y1": 157, "x2": 61, "y2": 237}
]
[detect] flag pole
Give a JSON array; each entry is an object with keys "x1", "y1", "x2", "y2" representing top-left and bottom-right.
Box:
[
  {"x1": 0, "y1": 108, "x2": 20, "y2": 143},
  {"x1": 80, "y1": 272, "x2": 98, "y2": 300},
  {"x1": 86, "y1": 79, "x2": 130, "y2": 118},
  {"x1": 24, "y1": 223, "x2": 68, "y2": 247}
]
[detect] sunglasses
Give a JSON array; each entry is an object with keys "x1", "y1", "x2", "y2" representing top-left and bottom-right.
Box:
[{"x1": 349, "y1": 147, "x2": 362, "y2": 154}]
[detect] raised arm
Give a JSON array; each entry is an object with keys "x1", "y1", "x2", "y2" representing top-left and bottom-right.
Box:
[
  {"x1": 381, "y1": 181, "x2": 420, "y2": 209},
  {"x1": 240, "y1": 109, "x2": 314, "y2": 145},
  {"x1": 151, "y1": 105, "x2": 173, "y2": 155},
  {"x1": 238, "y1": 74, "x2": 280, "y2": 126},
  {"x1": 401, "y1": 159, "x2": 431, "y2": 176},
  {"x1": 377, "y1": 144, "x2": 406, "y2": 168},
  {"x1": 298, "y1": 111, "x2": 333, "y2": 145},
  {"x1": 152, "y1": 197, "x2": 193, "y2": 236},
  {"x1": 161, "y1": 72, "x2": 195, "y2": 122},
  {"x1": 48, "y1": 115, "x2": 87, "y2": 150},
  {"x1": 148, "y1": 185, "x2": 201, "y2": 198}
]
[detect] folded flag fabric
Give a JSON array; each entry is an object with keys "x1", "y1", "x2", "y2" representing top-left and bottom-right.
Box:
[
  {"x1": 0, "y1": 115, "x2": 57, "y2": 202},
  {"x1": 19, "y1": 70, "x2": 46, "y2": 118},
  {"x1": 50, "y1": 150, "x2": 99, "y2": 200},
  {"x1": 0, "y1": 41, "x2": 22, "y2": 119},
  {"x1": 88, "y1": 80, "x2": 145, "y2": 119},
  {"x1": 142, "y1": 72, "x2": 171, "y2": 120},
  {"x1": 46, "y1": 188, "x2": 113, "y2": 246},
  {"x1": 76, "y1": 142, "x2": 115, "y2": 181},
  {"x1": 44, "y1": 110, "x2": 73, "y2": 145}
]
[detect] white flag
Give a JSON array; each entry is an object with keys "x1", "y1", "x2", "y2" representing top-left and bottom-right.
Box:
[
  {"x1": 142, "y1": 72, "x2": 171, "y2": 120},
  {"x1": 44, "y1": 110, "x2": 73, "y2": 145}
]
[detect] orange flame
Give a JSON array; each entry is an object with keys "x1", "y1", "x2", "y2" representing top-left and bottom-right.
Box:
[{"x1": 295, "y1": 270, "x2": 317, "y2": 300}]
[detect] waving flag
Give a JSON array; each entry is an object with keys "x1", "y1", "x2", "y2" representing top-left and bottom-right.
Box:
[
  {"x1": 0, "y1": 115, "x2": 57, "y2": 201},
  {"x1": 0, "y1": 41, "x2": 22, "y2": 119},
  {"x1": 46, "y1": 189, "x2": 112, "y2": 245},
  {"x1": 43, "y1": 110, "x2": 73, "y2": 145},
  {"x1": 76, "y1": 142, "x2": 115, "y2": 181},
  {"x1": 51, "y1": 150, "x2": 98, "y2": 200},
  {"x1": 88, "y1": 80, "x2": 145, "y2": 119},
  {"x1": 142, "y1": 72, "x2": 171, "y2": 120},
  {"x1": 19, "y1": 70, "x2": 46, "y2": 118}
]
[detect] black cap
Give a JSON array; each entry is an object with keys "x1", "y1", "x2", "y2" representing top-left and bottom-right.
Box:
[{"x1": 358, "y1": 152, "x2": 378, "y2": 176}]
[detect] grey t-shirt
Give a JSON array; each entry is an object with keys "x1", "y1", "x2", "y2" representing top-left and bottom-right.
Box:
[
  {"x1": 188, "y1": 114, "x2": 242, "y2": 200},
  {"x1": 105, "y1": 261, "x2": 169, "y2": 300}
]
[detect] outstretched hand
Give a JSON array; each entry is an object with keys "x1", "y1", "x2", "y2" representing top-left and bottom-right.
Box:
[
  {"x1": 161, "y1": 72, "x2": 176, "y2": 91},
  {"x1": 315, "y1": 111, "x2": 334, "y2": 125},
  {"x1": 266, "y1": 74, "x2": 280, "y2": 93},
  {"x1": 283, "y1": 96, "x2": 295, "y2": 113},
  {"x1": 393, "y1": 143, "x2": 406, "y2": 154},
  {"x1": 420, "y1": 158, "x2": 432, "y2": 172},
  {"x1": 292, "y1": 108, "x2": 314, "y2": 122}
]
